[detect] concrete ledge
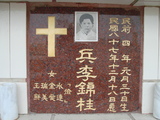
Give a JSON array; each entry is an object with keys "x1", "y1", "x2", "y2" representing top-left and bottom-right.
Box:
[
  {"x1": 17, "y1": 113, "x2": 156, "y2": 120},
  {"x1": 0, "y1": 78, "x2": 26, "y2": 82}
]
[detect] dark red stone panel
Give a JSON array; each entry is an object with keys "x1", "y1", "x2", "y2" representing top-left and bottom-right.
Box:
[{"x1": 28, "y1": 4, "x2": 143, "y2": 113}]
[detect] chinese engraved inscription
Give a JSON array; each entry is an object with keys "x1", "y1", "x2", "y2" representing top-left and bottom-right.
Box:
[
  {"x1": 29, "y1": 5, "x2": 142, "y2": 113},
  {"x1": 76, "y1": 49, "x2": 97, "y2": 111},
  {"x1": 107, "y1": 17, "x2": 132, "y2": 112}
]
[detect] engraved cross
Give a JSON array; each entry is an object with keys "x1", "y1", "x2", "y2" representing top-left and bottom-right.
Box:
[{"x1": 36, "y1": 16, "x2": 67, "y2": 57}]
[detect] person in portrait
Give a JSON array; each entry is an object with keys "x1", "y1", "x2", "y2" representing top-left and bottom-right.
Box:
[{"x1": 76, "y1": 13, "x2": 96, "y2": 41}]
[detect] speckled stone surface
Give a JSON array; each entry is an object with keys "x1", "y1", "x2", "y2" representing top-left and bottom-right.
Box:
[{"x1": 28, "y1": 3, "x2": 143, "y2": 113}]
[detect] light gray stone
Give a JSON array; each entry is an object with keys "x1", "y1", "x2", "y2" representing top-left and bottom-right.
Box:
[
  {"x1": 53, "y1": 113, "x2": 132, "y2": 120},
  {"x1": 153, "y1": 82, "x2": 160, "y2": 119},
  {"x1": 18, "y1": 114, "x2": 52, "y2": 120},
  {"x1": 131, "y1": 113, "x2": 156, "y2": 120},
  {"x1": 16, "y1": 113, "x2": 158, "y2": 120},
  {"x1": 0, "y1": 83, "x2": 18, "y2": 120}
]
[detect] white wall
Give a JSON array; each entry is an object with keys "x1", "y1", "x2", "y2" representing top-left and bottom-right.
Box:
[
  {"x1": 0, "y1": 3, "x2": 26, "y2": 78},
  {"x1": 0, "y1": 3, "x2": 10, "y2": 78},
  {"x1": 0, "y1": 3, "x2": 28, "y2": 114},
  {"x1": 10, "y1": 3, "x2": 27, "y2": 78},
  {"x1": 142, "y1": 7, "x2": 160, "y2": 114}
]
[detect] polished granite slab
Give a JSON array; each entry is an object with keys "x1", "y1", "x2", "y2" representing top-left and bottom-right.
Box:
[{"x1": 28, "y1": 3, "x2": 143, "y2": 113}]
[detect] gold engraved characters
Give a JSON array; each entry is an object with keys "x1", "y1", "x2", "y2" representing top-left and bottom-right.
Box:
[
  {"x1": 107, "y1": 17, "x2": 132, "y2": 112},
  {"x1": 76, "y1": 49, "x2": 97, "y2": 111},
  {"x1": 77, "y1": 65, "x2": 97, "y2": 81},
  {"x1": 76, "y1": 49, "x2": 97, "y2": 63},
  {"x1": 48, "y1": 70, "x2": 57, "y2": 77},
  {"x1": 33, "y1": 82, "x2": 72, "y2": 103},
  {"x1": 76, "y1": 98, "x2": 96, "y2": 111}
]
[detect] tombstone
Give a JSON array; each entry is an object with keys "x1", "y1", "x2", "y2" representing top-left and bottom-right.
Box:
[{"x1": 28, "y1": 3, "x2": 143, "y2": 113}]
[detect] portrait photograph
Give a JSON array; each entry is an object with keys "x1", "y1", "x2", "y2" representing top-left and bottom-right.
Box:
[{"x1": 75, "y1": 12, "x2": 98, "y2": 42}]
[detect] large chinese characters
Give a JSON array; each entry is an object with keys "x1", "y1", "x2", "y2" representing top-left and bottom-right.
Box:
[{"x1": 76, "y1": 49, "x2": 97, "y2": 111}]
